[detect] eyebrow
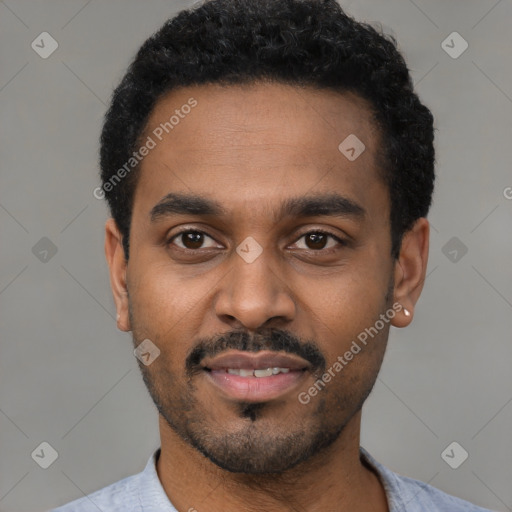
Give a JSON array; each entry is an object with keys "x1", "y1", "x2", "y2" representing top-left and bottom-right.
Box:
[{"x1": 149, "y1": 192, "x2": 366, "y2": 223}]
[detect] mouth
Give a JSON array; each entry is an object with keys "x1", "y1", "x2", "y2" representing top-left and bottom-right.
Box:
[
  {"x1": 209, "y1": 367, "x2": 296, "y2": 377},
  {"x1": 201, "y1": 350, "x2": 310, "y2": 402}
]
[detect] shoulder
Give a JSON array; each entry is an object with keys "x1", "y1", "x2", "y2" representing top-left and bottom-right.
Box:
[
  {"x1": 360, "y1": 447, "x2": 496, "y2": 512},
  {"x1": 391, "y1": 471, "x2": 496, "y2": 511}
]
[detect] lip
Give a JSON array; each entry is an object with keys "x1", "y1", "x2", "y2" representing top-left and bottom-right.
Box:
[
  {"x1": 202, "y1": 350, "x2": 311, "y2": 371},
  {"x1": 201, "y1": 350, "x2": 311, "y2": 402}
]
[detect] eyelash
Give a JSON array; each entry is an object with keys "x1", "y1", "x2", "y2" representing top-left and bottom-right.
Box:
[{"x1": 166, "y1": 228, "x2": 347, "y2": 254}]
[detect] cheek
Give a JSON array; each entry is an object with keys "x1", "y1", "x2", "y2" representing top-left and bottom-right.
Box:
[
  {"x1": 305, "y1": 266, "x2": 391, "y2": 368},
  {"x1": 129, "y1": 260, "x2": 203, "y2": 322},
  {"x1": 128, "y1": 261, "x2": 215, "y2": 365},
  {"x1": 307, "y1": 266, "x2": 388, "y2": 328},
  {"x1": 313, "y1": 323, "x2": 389, "y2": 413}
]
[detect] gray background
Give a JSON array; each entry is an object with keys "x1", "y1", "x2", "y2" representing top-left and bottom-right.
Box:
[{"x1": 1, "y1": 0, "x2": 511, "y2": 510}]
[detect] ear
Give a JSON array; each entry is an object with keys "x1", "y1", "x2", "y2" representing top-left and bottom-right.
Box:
[
  {"x1": 105, "y1": 218, "x2": 131, "y2": 332},
  {"x1": 390, "y1": 217, "x2": 430, "y2": 328}
]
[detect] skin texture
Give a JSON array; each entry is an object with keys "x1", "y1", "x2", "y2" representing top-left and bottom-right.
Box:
[{"x1": 105, "y1": 82, "x2": 429, "y2": 512}]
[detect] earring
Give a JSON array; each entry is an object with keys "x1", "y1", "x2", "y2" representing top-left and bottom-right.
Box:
[{"x1": 403, "y1": 308, "x2": 411, "y2": 317}]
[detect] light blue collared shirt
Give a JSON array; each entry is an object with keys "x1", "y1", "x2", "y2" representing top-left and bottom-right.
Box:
[{"x1": 50, "y1": 446, "x2": 496, "y2": 511}]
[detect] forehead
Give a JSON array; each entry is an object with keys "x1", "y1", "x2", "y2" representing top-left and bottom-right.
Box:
[{"x1": 134, "y1": 82, "x2": 386, "y2": 221}]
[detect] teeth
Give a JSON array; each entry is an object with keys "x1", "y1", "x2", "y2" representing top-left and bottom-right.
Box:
[
  {"x1": 224, "y1": 367, "x2": 292, "y2": 377},
  {"x1": 254, "y1": 368, "x2": 273, "y2": 377}
]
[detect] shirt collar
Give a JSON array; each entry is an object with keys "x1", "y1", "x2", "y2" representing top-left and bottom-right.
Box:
[
  {"x1": 140, "y1": 446, "x2": 406, "y2": 511},
  {"x1": 138, "y1": 447, "x2": 178, "y2": 511}
]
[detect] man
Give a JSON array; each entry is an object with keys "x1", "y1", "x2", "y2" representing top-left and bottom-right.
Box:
[{"x1": 52, "y1": 0, "x2": 495, "y2": 510}]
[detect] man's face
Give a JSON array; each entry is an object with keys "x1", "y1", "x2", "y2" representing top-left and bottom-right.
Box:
[{"x1": 122, "y1": 82, "x2": 396, "y2": 473}]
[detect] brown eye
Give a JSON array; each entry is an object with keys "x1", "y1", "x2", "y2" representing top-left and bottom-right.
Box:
[
  {"x1": 168, "y1": 230, "x2": 219, "y2": 250},
  {"x1": 305, "y1": 232, "x2": 328, "y2": 250},
  {"x1": 292, "y1": 230, "x2": 345, "y2": 252}
]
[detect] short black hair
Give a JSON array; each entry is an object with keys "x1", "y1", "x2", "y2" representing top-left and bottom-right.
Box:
[{"x1": 99, "y1": 0, "x2": 435, "y2": 260}]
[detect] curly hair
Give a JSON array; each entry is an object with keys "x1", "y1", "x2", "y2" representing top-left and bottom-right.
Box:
[{"x1": 99, "y1": 0, "x2": 435, "y2": 260}]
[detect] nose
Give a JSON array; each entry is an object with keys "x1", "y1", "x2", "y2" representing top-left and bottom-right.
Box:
[{"x1": 214, "y1": 247, "x2": 296, "y2": 331}]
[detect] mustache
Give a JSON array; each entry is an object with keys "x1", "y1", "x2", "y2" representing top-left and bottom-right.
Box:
[{"x1": 186, "y1": 328, "x2": 326, "y2": 376}]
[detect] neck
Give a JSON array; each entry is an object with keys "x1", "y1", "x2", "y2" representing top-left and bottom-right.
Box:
[{"x1": 156, "y1": 411, "x2": 388, "y2": 512}]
